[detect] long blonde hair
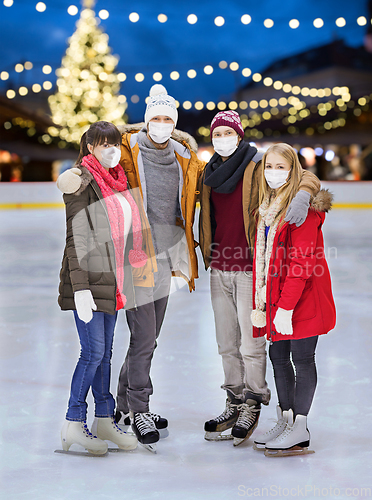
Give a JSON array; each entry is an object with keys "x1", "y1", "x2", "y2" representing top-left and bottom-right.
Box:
[{"x1": 259, "y1": 143, "x2": 303, "y2": 226}]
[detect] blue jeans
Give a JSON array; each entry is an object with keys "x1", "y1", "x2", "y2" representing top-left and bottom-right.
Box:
[{"x1": 66, "y1": 311, "x2": 117, "y2": 421}]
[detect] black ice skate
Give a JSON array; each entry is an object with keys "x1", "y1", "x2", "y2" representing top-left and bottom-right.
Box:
[
  {"x1": 116, "y1": 410, "x2": 168, "y2": 429},
  {"x1": 232, "y1": 399, "x2": 261, "y2": 446},
  {"x1": 130, "y1": 411, "x2": 160, "y2": 453},
  {"x1": 204, "y1": 398, "x2": 241, "y2": 441},
  {"x1": 116, "y1": 410, "x2": 169, "y2": 439}
]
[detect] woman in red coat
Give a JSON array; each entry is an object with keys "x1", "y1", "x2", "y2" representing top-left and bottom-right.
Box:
[{"x1": 251, "y1": 143, "x2": 336, "y2": 457}]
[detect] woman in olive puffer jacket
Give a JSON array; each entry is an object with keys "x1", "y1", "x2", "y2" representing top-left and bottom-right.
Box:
[{"x1": 58, "y1": 121, "x2": 146, "y2": 455}]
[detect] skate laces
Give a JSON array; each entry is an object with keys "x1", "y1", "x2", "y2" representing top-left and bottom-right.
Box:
[
  {"x1": 215, "y1": 400, "x2": 238, "y2": 423},
  {"x1": 262, "y1": 418, "x2": 286, "y2": 437},
  {"x1": 149, "y1": 413, "x2": 161, "y2": 423},
  {"x1": 236, "y1": 403, "x2": 260, "y2": 429},
  {"x1": 273, "y1": 422, "x2": 293, "y2": 442},
  {"x1": 135, "y1": 412, "x2": 156, "y2": 433},
  {"x1": 82, "y1": 422, "x2": 94, "y2": 438}
]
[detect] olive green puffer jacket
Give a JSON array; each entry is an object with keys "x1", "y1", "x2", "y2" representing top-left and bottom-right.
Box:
[{"x1": 58, "y1": 167, "x2": 135, "y2": 315}]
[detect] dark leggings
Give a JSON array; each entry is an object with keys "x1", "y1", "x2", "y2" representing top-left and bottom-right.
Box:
[{"x1": 269, "y1": 336, "x2": 318, "y2": 417}]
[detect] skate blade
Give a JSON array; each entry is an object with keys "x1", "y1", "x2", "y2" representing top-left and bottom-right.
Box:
[
  {"x1": 107, "y1": 446, "x2": 137, "y2": 453},
  {"x1": 159, "y1": 428, "x2": 169, "y2": 439},
  {"x1": 116, "y1": 424, "x2": 136, "y2": 436},
  {"x1": 253, "y1": 442, "x2": 266, "y2": 452},
  {"x1": 140, "y1": 442, "x2": 157, "y2": 454},
  {"x1": 204, "y1": 431, "x2": 234, "y2": 442},
  {"x1": 264, "y1": 446, "x2": 315, "y2": 457},
  {"x1": 233, "y1": 436, "x2": 249, "y2": 447},
  {"x1": 54, "y1": 449, "x2": 107, "y2": 457}
]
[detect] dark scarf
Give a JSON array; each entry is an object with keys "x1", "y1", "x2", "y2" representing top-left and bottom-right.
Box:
[{"x1": 204, "y1": 141, "x2": 257, "y2": 194}]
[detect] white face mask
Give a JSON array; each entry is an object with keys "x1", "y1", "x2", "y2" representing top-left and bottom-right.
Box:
[
  {"x1": 264, "y1": 169, "x2": 290, "y2": 189},
  {"x1": 212, "y1": 136, "x2": 239, "y2": 157},
  {"x1": 148, "y1": 122, "x2": 174, "y2": 144},
  {"x1": 100, "y1": 147, "x2": 121, "y2": 169}
]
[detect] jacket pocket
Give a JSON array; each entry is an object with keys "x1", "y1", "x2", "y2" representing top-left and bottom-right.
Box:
[
  {"x1": 292, "y1": 280, "x2": 316, "y2": 322},
  {"x1": 87, "y1": 253, "x2": 104, "y2": 284}
]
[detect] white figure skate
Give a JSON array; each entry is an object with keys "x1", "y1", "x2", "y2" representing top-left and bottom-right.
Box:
[
  {"x1": 264, "y1": 413, "x2": 315, "y2": 457},
  {"x1": 91, "y1": 417, "x2": 138, "y2": 452},
  {"x1": 253, "y1": 406, "x2": 291, "y2": 451},
  {"x1": 56, "y1": 420, "x2": 108, "y2": 457}
]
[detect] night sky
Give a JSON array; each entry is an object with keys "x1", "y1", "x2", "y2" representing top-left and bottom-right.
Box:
[{"x1": 0, "y1": 0, "x2": 368, "y2": 122}]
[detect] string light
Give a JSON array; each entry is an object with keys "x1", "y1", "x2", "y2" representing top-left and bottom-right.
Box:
[
  {"x1": 36, "y1": 2, "x2": 46, "y2": 12},
  {"x1": 264, "y1": 19, "x2": 274, "y2": 28},
  {"x1": 158, "y1": 14, "x2": 167, "y2": 23},
  {"x1": 336, "y1": 17, "x2": 346, "y2": 27},
  {"x1": 187, "y1": 69, "x2": 197, "y2": 78},
  {"x1": 129, "y1": 12, "x2": 139, "y2": 23},
  {"x1": 204, "y1": 65, "x2": 213, "y2": 75},
  {"x1": 3, "y1": 0, "x2": 13, "y2": 6},
  {"x1": 135, "y1": 73, "x2": 145, "y2": 82},
  {"x1": 67, "y1": 5, "x2": 78, "y2": 16},
  {"x1": 241, "y1": 14, "x2": 251, "y2": 25},
  {"x1": 187, "y1": 14, "x2": 197, "y2": 25},
  {"x1": 289, "y1": 19, "x2": 300, "y2": 29},
  {"x1": 99, "y1": 10, "x2": 109, "y2": 20},
  {"x1": 214, "y1": 16, "x2": 225, "y2": 27},
  {"x1": 313, "y1": 18, "x2": 324, "y2": 28}
]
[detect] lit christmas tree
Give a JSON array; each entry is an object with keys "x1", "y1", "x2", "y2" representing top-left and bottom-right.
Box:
[{"x1": 48, "y1": 0, "x2": 127, "y2": 144}]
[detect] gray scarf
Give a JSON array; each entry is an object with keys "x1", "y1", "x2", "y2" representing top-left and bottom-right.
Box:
[{"x1": 137, "y1": 128, "x2": 176, "y2": 166}]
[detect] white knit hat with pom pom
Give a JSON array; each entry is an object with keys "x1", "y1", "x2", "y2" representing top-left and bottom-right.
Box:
[{"x1": 144, "y1": 84, "x2": 178, "y2": 126}]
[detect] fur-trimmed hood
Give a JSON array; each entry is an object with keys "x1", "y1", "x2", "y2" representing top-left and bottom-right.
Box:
[
  {"x1": 117, "y1": 123, "x2": 198, "y2": 154},
  {"x1": 310, "y1": 188, "x2": 333, "y2": 212}
]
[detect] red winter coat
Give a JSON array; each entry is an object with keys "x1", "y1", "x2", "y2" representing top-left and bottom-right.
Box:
[{"x1": 253, "y1": 189, "x2": 336, "y2": 342}]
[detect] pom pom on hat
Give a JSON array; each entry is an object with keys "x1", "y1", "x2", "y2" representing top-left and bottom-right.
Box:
[
  {"x1": 251, "y1": 309, "x2": 267, "y2": 328},
  {"x1": 144, "y1": 85, "x2": 178, "y2": 126},
  {"x1": 149, "y1": 84, "x2": 167, "y2": 97}
]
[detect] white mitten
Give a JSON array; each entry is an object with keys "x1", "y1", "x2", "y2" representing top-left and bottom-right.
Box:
[
  {"x1": 273, "y1": 307, "x2": 294, "y2": 335},
  {"x1": 56, "y1": 168, "x2": 82, "y2": 194},
  {"x1": 74, "y1": 290, "x2": 97, "y2": 324}
]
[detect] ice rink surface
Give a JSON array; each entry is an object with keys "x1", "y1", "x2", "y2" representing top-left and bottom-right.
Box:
[{"x1": 0, "y1": 207, "x2": 371, "y2": 500}]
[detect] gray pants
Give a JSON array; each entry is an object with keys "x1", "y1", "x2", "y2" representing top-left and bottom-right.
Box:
[
  {"x1": 117, "y1": 260, "x2": 171, "y2": 413},
  {"x1": 210, "y1": 269, "x2": 270, "y2": 405}
]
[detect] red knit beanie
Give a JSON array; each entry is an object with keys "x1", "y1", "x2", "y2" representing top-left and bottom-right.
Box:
[{"x1": 210, "y1": 110, "x2": 244, "y2": 139}]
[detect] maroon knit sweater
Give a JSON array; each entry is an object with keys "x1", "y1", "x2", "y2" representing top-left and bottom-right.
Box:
[{"x1": 210, "y1": 177, "x2": 252, "y2": 272}]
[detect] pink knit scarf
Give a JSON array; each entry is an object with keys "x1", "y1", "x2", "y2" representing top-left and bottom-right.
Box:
[{"x1": 81, "y1": 154, "x2": 147, "y2": 310}]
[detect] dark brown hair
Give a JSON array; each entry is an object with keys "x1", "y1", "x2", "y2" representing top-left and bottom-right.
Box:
[{"x1": 76, "y1": 121, "x2": 122, "y2": 165}]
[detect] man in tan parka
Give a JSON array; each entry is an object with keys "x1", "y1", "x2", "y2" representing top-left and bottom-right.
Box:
[{"x1": 57, "y1": 85, "x2": 205, "y2": 452}]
